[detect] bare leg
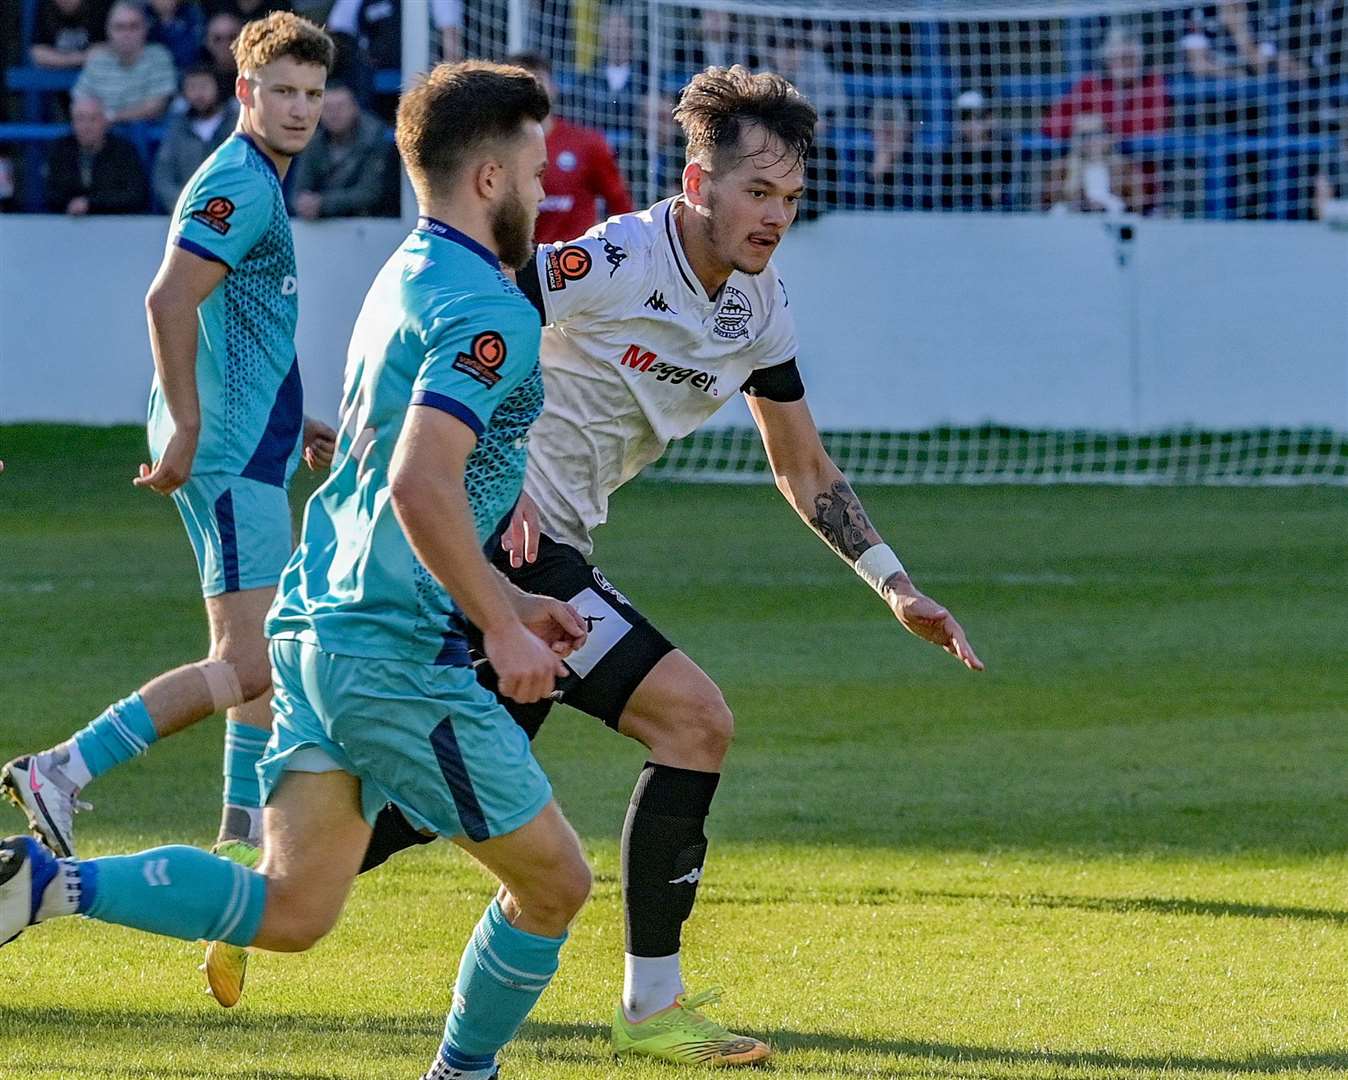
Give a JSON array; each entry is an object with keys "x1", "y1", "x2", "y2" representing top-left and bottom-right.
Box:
[
  {"x1": 451, "y1": 799, "x2": 591, "y2": 937},
  {"x1": 4, "y1": 588, "x2": 277, "y2": 855},
  {"x1": 251, "y1": 768, "x2": 371, "y2": 952}
]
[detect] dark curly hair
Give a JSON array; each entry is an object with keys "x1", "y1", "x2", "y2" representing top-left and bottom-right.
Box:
[{"x1": 673, "y1": 65, "x2": 817, "y2": 172}]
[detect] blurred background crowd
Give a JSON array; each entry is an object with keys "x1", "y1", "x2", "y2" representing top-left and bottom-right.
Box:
[{"x1": 2, "y1": 0, "x2": 1346, "y2": 223}]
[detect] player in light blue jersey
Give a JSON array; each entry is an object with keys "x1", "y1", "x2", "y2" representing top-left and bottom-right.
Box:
[
  {"x1": 2, "y1": 10, "x2": 334, "y2": 997},
  {"x1": 2, "y1": 61, "x2": 594, "y2": 1080}
]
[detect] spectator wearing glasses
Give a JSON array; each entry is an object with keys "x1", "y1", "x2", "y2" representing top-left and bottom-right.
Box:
[
  {"x1": 72, "y1": 1, "x2": 177, "y2": 122},
  {"x1": 200, "y1": 12, "x2": 242, "y2": 101}
]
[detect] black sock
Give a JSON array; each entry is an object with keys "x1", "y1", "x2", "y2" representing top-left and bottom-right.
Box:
[
  {"x1": 360, "y1": 802, "x2": 436, "y2": 874},
  {"x1": 621, "y1": 762, "x2": 721, "y2": 957}
]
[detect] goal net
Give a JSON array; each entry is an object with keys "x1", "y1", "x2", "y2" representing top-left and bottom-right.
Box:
[{"x1": 431, "y1": 0, "x2": 1348, "y2": 485}]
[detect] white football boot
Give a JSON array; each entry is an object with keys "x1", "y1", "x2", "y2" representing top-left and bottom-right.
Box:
[{"x1": 2, "y1": 751, "x2": 91, "y2": 857}]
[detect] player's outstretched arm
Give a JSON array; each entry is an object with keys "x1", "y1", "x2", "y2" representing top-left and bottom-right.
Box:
[
  {"x1": 388, "y1": 405, "x2": 578, "y2": 702},
  {"x1": 747, "y1": 394, "x2": 984, "y2": 672},
  {"x1": 136, "y1": 246, "x2": 227, "y2": 495}
]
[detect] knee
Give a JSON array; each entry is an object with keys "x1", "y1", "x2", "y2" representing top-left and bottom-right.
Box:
[
  {"x1": 684, "y1": 689, "x2": 734, "y2": 761},
  {"x1": 256, "y1": 879, "x2": 340, "y2": 953},
  {"x1": 212, "y1": 645, "x2": 271, "y2": 702},
  {"x1": 515, "y1": 857, "x2": 592, "y2": 931}
]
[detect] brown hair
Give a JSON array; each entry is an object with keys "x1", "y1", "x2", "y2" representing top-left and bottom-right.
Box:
[
  {"x1": 673, "y1": 65, "x2": 817, "y2": 171},
  {"x1": 396, "y1": 60, "x2": 550, "y2": 196},
  {"x1": 232, "y1": 11, "x2": 334, "y2": 75}
]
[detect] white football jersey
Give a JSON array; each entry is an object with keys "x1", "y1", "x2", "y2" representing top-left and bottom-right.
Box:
[{"x1": 524, "y1": 196, "x2": 799, "y2": 554}]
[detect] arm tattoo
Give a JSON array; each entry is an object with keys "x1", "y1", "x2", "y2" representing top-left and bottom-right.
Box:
[{"x1": 807, "y1": 479, "x2": 880, "y2": 564}]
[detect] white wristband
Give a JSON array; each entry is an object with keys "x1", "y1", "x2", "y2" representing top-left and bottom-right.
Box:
[{"x1": 854, "y1": 543, "x2": 906, "y2": 596}]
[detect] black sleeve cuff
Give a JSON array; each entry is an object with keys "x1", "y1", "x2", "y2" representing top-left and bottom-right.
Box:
[
  {"x1": 516, "y1": 253, "x2": 546, "y2": 324},
  {"x1": 741, "y1": 358, "x2": 805, "y2": 402}
]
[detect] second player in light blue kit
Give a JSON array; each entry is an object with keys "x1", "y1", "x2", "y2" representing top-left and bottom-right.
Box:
[
  {"x1": 2, "y1": 11, "x2": 337, "y2": 1003},
  {"x1": 2, "y1": 60, "x2": 593, "y2": 1080}
]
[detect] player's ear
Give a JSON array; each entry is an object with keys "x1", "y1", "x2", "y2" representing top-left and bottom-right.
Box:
[
  {"x1": 683, "y1": 160, "x2": 710, "y2": 209},
  {"x1": 473, "y1": 157, "x2": 500, "y2": 201},
  {"x1": 235, "y1": 74, "x2": 253, "y2": 108}
]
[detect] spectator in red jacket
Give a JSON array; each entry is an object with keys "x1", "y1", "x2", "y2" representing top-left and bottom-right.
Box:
[
  {"x1": 1042, "y1": 28, "x2": 1170, "y2": 141},
  {"x1": 509, "y1": 51, "x2": 633, "y2": 245}
]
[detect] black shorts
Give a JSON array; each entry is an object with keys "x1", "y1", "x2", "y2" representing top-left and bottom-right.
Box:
[{"x1": 466, "y1": 534, "x2": 676, "y2": 739}]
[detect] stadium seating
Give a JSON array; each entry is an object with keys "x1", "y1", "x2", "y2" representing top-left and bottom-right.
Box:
[{"x1": 2, "y1": 0, "x2": 1342, "y2": 218}]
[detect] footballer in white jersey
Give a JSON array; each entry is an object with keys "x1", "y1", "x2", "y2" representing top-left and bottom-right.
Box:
[
  {"x1": 363, "y1": 65, "x2": 983, "y2": 1069},
  {"x1": 516, "y1": 193, "x2": 800, "y2": 555}
]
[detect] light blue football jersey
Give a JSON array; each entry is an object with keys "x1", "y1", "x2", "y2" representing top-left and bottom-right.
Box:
[
  {"x1": 148, "y1": 133, "x2": 303, "y2": 486},
  {"x1": 266, "y1": 217, "x2": 544, "y2": 665}
]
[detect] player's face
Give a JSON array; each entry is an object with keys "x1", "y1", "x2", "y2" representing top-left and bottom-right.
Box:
[
  {"x1": 240, "y1": 57, "x2": 328, "y2": 160},
  {"x1": 489, "y1": 121, "x2": 547, "y2": 269},
  {"x1": 704, "y1": 129, "x2": 804, "y2": 276}
]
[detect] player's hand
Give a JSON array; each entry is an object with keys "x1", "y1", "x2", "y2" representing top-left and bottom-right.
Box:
[
  {"x1": 884, "y1": 575, "x2": 984, "y2": 672},
  {"x1": 483, "y1": 619, "x2": 570, "y2": 704},
  {"x1": 511, "y1": 592, "x2": 587, "y2": 658},
  {"x1": 303, "y1": 416, "x2": 336, "y2": 471},
  {"x1": 501, "y1": 490, "x2": 541, "y2": 568},
  {"x1": 133, "y1": 426, "x2": 197, "y2": 495}
]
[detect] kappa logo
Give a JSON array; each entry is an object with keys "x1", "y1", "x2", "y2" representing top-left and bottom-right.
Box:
[
  {"x1": 592, "y1": 568, "x2": 631, "y2": 608},
  {"x1": 602, "y1": 237, "x2": 627, "y2": 277},
  {"x1": 618, "y1": 345, "x2": 719, "y2": 396},
  {"x1": 644, "y1": 290, "x2": 677, "y2": 315},
  {"x1": 190, "y1": 194, "x2": 235, "y2": 235},
  {"x1": 713, "y1": 286, "x2": 753, "y2": 340},
  {"x1": 452, "y1": 330, "x2": 507, "y2": 388},
  {"x1": 545, "y1": 244, "x2": 592, "y2": 291},
  {"x1": 669, "y1": 867, "x2": 703, "y2": 886}
]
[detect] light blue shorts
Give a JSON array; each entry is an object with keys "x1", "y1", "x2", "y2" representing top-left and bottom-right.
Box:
[
  {"x1": 258, "y1": 638, "x2": 553, "y2": 842},
  {"x1": 171, "y1": 473, "x2": 293, "y2": 598}
]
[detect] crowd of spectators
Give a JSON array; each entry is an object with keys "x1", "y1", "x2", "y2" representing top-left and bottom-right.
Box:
[{"x1": 3, "y1": 0, "x2": 1348, "y2": 221}]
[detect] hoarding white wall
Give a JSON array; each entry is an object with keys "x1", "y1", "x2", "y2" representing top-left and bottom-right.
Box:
[{"x1": 2, "y1": 213, "x2": 1345, "y2": 430}]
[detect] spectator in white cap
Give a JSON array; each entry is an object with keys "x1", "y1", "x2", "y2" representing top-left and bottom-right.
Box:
[{"x1": 940, "y1": 88, "x2": 1019, "y2": 211}]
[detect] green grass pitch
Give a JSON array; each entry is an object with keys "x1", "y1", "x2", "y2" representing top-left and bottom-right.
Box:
[{"x1": 0, "y1": 423, "x2": 1345, "y2": 1079}]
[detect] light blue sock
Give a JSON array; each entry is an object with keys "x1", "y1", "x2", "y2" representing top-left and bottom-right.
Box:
[
  {"x1": 433, "y1": 899, "x2": 566, "y2": 1075},
  {"x1": 77, "y1": 845, "x2": 266, "y2": 947},
  {"x1": 223, "y1": 722, "x2": 269, "y2": 809},
  {"x1": 69, "y1": 693, "x2": 158, "y2": 780}
]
